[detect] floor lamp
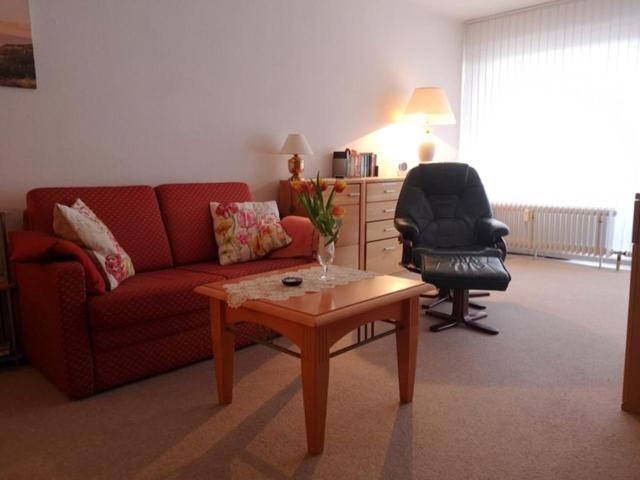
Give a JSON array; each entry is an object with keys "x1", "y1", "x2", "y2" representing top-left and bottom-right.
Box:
[{"x1": 404, "y1": 87, "x2": 456, "y2": 163}]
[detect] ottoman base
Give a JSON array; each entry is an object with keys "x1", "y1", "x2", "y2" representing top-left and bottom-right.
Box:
[
  {"x1": 421, "y1": 289, "x2": 489, "y2": 311},
  {"x1": 425, "y1": 288, "x2": 499, "y2": 335}
]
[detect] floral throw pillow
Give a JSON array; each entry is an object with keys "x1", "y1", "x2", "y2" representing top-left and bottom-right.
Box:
[
  {"x1": 210, "y1": 201, "x2": 292, "y2": 265},
  {"x1": 53, "y1": 199, "x2": 135, "y2": 290}
]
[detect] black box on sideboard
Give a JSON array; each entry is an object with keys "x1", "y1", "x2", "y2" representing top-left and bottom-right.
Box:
[{"x1": 332, "y1": 151, "x2": 348, "y2": 177}]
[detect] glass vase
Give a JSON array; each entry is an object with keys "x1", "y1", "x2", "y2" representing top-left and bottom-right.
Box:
[{"x1": 317, "y1": 235, "x2": 335, "y2": 281}]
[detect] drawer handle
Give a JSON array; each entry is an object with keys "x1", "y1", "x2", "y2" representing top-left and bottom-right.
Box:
[
  {"x1": 383, "y1": 189, "x2": 397, "y2": 194},
  {"x1": 383, "y1": 246, "x2": 396, "y2": 251},
  {"x1": 383, "y1": 208, "x2": 395, "y2": 213},
  {"x1": 347, "y1": 193, "x2": 361, "y2": 197},
  {"x1": 383, "y1": 227, "x2": 395, "y2": 232}
]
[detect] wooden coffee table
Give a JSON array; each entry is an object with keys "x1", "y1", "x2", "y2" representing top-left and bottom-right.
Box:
[{"x1": 195, "y1": 266, "x2": 429, "y2": 454}]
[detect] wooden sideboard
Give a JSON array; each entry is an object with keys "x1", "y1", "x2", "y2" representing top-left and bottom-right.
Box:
[
  {"x1": 622, "y1": 193, "x2": 640, "y2": 413},
  {"x1": 278, "y1": 177, "x2": 406, "y2": 274}
]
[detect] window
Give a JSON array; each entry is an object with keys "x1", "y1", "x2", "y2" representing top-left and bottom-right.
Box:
[{"x1": 460, "y1": 0, "x2": 640, "y2": 251}]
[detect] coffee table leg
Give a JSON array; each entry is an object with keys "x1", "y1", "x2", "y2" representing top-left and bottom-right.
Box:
[
  {"x1": 396, "y1": 297, "x2": 419, "y2": 403},
  {"x1": 301, "y1": 326, "x2": 330, "y2": 455},
  {"x1": 210, "y1": 299, "x2": 235, "y2": 404}
]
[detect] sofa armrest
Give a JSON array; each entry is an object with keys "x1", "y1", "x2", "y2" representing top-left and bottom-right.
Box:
[
  {"x1": 394, "y1": 217, "x2": 420, "y2": 242},
  {"x1": 10, "y1": 230, "x2": 106, "y2": 294},
  {"x1": 270, "y1": 216, "x2": 319, "y2": 259},
  {"x1": 14, "y1": 261, "x2": 94, "y2": 398},
  {"x1": 476, "y1": 217, "x2": 510, "y2": 245}
]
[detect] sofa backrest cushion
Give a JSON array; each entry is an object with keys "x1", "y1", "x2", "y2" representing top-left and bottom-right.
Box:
[
  {"x1": 155, "y1": 183, "x2": 252, "y2": 265},
  {"x1": 25, "y1": 186, "x2": 173, "y2": 272}
]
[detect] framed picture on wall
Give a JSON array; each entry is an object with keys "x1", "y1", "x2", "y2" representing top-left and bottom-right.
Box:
[{"x1": 0, "y1": 0, "x2": 37, "y2": 89}]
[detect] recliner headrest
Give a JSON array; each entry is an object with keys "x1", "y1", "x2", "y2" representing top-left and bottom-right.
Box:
[{"x1": 405, "y1": 162, "x2": 480, "y2": 196}]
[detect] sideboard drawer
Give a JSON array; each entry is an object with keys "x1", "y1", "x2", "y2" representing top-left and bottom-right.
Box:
[
  {"x1": 365, "y1": 238, "x2": 402, "y2": 274},
  {"x1": 334, "y1": 244, "x2": 359, "y2": 269},
  {"x1": 366, "y1": 219, "x2": 397, "y2": 242},
  {"x1": 336, "y1": 204, "x2": 360, "y2": 247},
  {"x1": 325, "y1": 184, "x2": 361, "y2": 206},
  {"x1": 366, "y1": 200, "x2": 397, "y2": 222},
  {"x1": 366, "y1": 181, "x2": 402, "y2": 203}
]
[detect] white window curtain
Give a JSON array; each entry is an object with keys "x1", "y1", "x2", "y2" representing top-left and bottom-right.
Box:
[{"x1": 460, "y1": 0, "x2": 640, "y2": 251}]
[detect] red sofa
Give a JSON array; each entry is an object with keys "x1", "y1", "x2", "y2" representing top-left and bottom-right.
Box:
[{"x1": 11, "y1": 183, "x2": 314, "y2": 398}]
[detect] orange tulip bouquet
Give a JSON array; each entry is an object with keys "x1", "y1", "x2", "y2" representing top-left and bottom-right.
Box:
[{"x1": 291, "y1": 174, "x2": 347, "y2": 279}]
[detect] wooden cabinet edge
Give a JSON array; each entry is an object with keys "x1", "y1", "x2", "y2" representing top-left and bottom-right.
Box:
[{"x1": 622, "y1": 195, "x2": 640, "y2": 413}]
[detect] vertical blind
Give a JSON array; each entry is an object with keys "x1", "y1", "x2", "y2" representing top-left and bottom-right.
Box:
[{"x1": 460, "y1": 0, "x2": 640, "y2": 251}]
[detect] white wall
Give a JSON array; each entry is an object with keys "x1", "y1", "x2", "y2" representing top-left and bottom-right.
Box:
[{"x1": 0, "y1": 0, "x2": 463, "y2": 228}]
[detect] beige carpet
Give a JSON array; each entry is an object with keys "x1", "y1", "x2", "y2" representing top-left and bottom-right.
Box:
[{"x1": 1, "y1": 256, "x2": 639, "y2": 480}]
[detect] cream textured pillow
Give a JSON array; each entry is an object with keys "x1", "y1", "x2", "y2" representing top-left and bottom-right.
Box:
[
  {"x1": 53, "y1": 199, "x2": 135, "y2": 290},
  {"x1": 210, "y1": 201, "x2": 292, "y2": 265}
]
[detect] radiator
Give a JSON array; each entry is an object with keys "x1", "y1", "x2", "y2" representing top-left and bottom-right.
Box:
[{"x1": 491, "y1": 203, "x2": 617, "y2": 263}]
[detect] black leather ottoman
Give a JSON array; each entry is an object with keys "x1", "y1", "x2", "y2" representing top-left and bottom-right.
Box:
[{"x1": 421, "y1": 253, "x2": 511, "y2": 335}]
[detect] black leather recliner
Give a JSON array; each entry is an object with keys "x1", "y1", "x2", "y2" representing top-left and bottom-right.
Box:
[{"x1": 394, "y1": 162, "x2": 511, "y2": 335}]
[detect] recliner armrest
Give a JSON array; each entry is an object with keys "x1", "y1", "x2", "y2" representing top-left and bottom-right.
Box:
[
  {"x1": 476, "y1": 217, "x2": 510, "y2": 245},
  {"x1": 394, "y1": 217, "x2": 420, "y2": 242}
]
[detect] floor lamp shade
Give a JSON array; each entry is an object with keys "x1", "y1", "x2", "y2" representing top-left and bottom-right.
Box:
[{"x1": 405, "y1": 87, "x2": 456, "y2": 162}]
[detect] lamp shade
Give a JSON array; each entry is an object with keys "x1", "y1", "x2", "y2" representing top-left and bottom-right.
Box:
[
  {"x1": 404, "y1": 87, "x2": 456, "y2": 125},
  {"x1": 280, "y1": 133, "x2": 313, "y2": 155}
]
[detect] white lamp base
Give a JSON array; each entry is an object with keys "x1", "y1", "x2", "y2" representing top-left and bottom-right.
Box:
[{"x1": 418, "y1": 140, "x2": 436, "y2": 163}]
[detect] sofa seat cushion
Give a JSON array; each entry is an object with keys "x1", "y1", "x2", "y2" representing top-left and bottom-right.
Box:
[
  {"x1": 93, "y1": 324, "x2": 212, "y2": 392},
  {"x1": 91, "y1": 320, "x2": 278, "y2": 392},
  {"x1": 89, "y1": 268, "x2": 223, "y2": 330},
  {"x1": 91, "y1": 310, "x2": 208, "y2": 353},
  {"x1": 179, "y1": 257, "x2": 312, "y2": 279}
]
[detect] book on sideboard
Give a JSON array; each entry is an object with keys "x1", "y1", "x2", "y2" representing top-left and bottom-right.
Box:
[{"x1": 333, "y1": 149, "x2": 378, "y2": 178}]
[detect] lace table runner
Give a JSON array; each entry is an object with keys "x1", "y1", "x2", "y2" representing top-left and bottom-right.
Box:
[{"x1": 223, "y1": 265, "x2": 378, "y2": 308}]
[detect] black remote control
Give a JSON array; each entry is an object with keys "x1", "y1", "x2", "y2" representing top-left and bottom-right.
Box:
[{"x1": 281, "y1": 276, "x2": 303, "y2": 287}]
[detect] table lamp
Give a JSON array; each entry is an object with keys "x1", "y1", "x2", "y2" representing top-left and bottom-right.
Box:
[
  {"x1": 280, "y1": 133, "x2": 313, "y2": 180},
  {"x1": 404, "y1": 87, "x2": 456, "y2": 163}
]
